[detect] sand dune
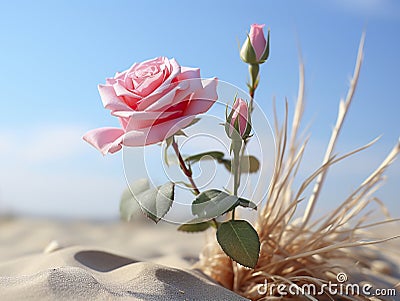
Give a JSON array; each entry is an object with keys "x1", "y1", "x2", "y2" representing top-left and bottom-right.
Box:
[
  {"x1": 1, "y1": 217, "x2": 398, "y2": 300},
  {"x1": 0, "y1": 246, "x2": 246, "y2": 300},
  {"x1": 0, "y1": 217, "x2": 247, "y2": 300}
]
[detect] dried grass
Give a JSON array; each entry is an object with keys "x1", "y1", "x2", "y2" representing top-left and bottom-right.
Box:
[{"x1": 196, "y1": 34, "x2": 400, "y2": 300}]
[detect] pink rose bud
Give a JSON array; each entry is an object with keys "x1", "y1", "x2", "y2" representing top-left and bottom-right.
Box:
[
  {"x1": 225, "y1": 98, "x2": 251, "y2": 139},
  {"x1": 240, "y1": 24, "x2": 270, "y2": 64}
]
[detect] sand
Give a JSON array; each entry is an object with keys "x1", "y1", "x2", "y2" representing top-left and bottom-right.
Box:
[{"x1": 0, "y1": 217, "x2": 248, "y2": 300}]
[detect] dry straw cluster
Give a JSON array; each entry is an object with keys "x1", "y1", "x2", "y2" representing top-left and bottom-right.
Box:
[{"x1": 197, "y1": 34, "x2": 400, "y2": 300}]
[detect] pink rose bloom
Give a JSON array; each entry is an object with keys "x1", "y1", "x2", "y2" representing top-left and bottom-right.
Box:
[
  {"x1": 249, "y1": 24, "x2": 267, "y2": 61},
  {"x1": 226, "y1": 98, "x2": 251, "y2": 138},
  {"x1": 83, "y1": 57, "x2": 218, "y2": 154}
]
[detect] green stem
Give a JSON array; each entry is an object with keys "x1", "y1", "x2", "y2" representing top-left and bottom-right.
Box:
[
  {"x1": 210, "y1": 218, "x2": 219, "y2": 229},
  {"x1": 232, "y1": 163, "x2": 238, "y2": 220},
  {"x1": 249, "y1": 86, "x2": 255, "y2": 114},
  {"x1": 172, "y1": 136, "x2": 219, "y2": 228},
  {"x1": 230, "y1": 70, "x2": 258, "y2": 220},
  {"x1": 231, "y1": 139, "x2": 242, "y2": 221},
  {"x1": 233, "y1": 153, "x2": 240, "y2": 196},
  {"x1": 241, "y1": 67, "x2": 258, "y2": 163},
  {"x1": 171, "y1": 137, "x2": 200, "y2": 195}
]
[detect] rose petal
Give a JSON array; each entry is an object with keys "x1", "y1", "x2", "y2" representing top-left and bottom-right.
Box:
[
  {"x1": 177, "y1": 67, "x2": 202, "y2": 90},
  {"x1": 140, "y1": 81, "x2": 191, "y2": 112},
  {"x1": 133, "y1": 71, "x2": 164, "y2": 96},
  {"x1": 112, "y1": 109, "x2": 179, "y2": 119},
  {"x1": 141, "y1": 70, "x2": 204, "y2": 112},
  {"x1": 130, "y1": 57, "x2": 165, "y2": 75},
  {"x1": 98, "y1": 84, "x2": 133, "y2": 112},
  {"x1": 113, "y1": 80, "x2": 140, "y2": 98},
  {"x1": 83, "y1": 127, "x2": 125, "y2": 155},
  {"x1": 135, "y1": 58, "x2": 181, "y2": 110},
  {"x1": 249, "y1": 24, "x2": 267, "y2": 61},
  {"x1": 105, "y1": 70, "x2": 127, "y2": 85},
  {"x1": 184, "y1": 78, "x2": 218, "y2": 116},
  {"x1": 231, "y1": 98, "x2": 248, "y2": 136},
  {"x1": 179, "y1": 67, "x2": 200, "y2": 78},
  {"x1": 123, "y1": 110, "x2": 184, "y2": 130},
  {"x1": 122, "y1": 115, "x2": 195, "y2": 147},
  {"x1": 118, "y1": 117, "x2": 130, "y2": 130}
]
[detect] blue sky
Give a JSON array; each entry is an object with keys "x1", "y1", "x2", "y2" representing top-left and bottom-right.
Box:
[{"x1": 0, "y1": 0, "x2": 399, "y2": 219}]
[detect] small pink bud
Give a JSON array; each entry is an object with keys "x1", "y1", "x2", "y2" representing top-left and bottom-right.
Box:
[
  {"x1": 240, "y1": 24, "x2": 270, "y2": 65},
  {"x1": 249, "y1": 24, "x2": 267, "y2": 61},
  {"x1": 226, "y1": 98, "x2": 251, "y2": 139}
]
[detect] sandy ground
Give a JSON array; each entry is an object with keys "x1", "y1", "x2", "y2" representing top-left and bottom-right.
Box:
[
  {"x1": 0, "y1": 216, "x2": 247, "y2": 300},
  {"x1": 1, "y1": 217, "x2": 399, "y2": 300}
]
